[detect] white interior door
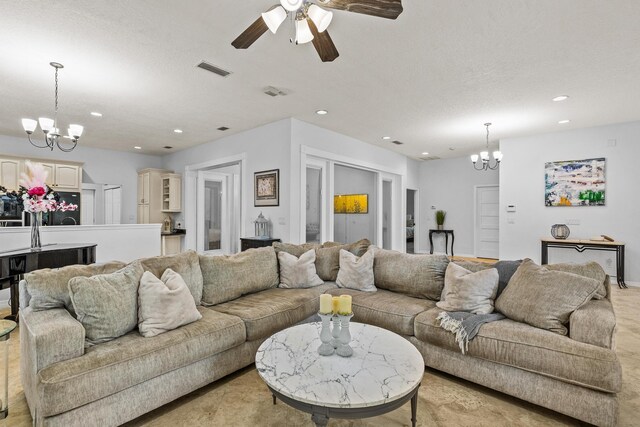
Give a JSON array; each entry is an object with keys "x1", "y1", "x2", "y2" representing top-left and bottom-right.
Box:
[
  {"x1": 81, "y1": 189, "x2": 95, "y2": 225},
  {"x1": 475, "y1": 185, "x2": 500, "y2": 259},
  {"x1": 104, "y1": 186, "x2": 122, "y2": 224},
  {"x1": 197, "y1": 172, "x2": 229, "y2": 254}
]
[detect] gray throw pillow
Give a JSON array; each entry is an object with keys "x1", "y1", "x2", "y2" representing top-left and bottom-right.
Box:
[
  {"x1": 139, "y1": 250, "x2": 203, "y2": 306},
  {"x1": 25, "y1": 261, "x2": 127, "y2": 315},
  {"x1": 336, "y1": 248, "x2": 376, "y2": 292},
  {"x1": 495, "y1": 259, "x2": 601, "y2": 335},
  {"x1": 373, "y1": 248, "x2": 449, "y2": 300},
  {"x1": 437, "y1": 262, "x2": 499, "y2": 314},
  {"x1": 138, "y1": 269, "x2": 202, "y2": 338},
  {"x1": 453, "y1": 259, "x2": 522, "y2": 297},
  {"x1": 278, "y1": 249, "x2": 324, "y2": 289},
  {"x1": 68, "y1": 262, "x2": 143, "y2": 345},
  {"x1": 200, "y1": 246, "x2": 279, "y2": 305}
]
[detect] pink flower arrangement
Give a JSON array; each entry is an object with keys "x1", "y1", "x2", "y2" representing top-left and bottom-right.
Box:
[{"x1": 19, "y1": 161, "x2": 78, "y2": 214}]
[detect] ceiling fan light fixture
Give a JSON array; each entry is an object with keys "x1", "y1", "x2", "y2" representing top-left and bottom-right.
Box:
[
  {"x1": 262, "y1": 6, "x2": 287, "y2": 34},
  {"x1": 280, "y1": 0, "x2": 303, "y2": 12},
  {"x1": 308, "y1": 4, "x2": 333, "y2": 33},
  {"x1": 295, "y1": 18, "x2": 314, "y2": 44}
]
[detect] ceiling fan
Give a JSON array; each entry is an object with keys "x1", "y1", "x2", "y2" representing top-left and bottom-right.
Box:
[{"x1": 231, "y1": 0, "x2": 403, "y2": 62}]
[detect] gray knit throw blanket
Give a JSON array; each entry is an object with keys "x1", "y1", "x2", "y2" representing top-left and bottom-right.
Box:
[{"x1": 437, "y1": 311, "x2": 505, "y2": 354}]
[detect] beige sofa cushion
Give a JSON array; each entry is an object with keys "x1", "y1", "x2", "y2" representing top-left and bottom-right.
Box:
[
  {"x1": 139, "y1": 250, "x2": 203, "y2": 306},
  {"x1": 336, "y1": 248, "x2": 376, "y2": 292},
  {"x1": 277, "y1": 250, "x2": 324, "y2": 289},
  {"x1": 437, "y1": 262, "x2": 499, "y2": 314},
  {"x1": 68, "y1": 262, "x2": 144, "y2": 345},
  {"x1": 37, "y1": 307, "x2": 245, "y2": 417},
  {"x1": 495, "y1": 259, "x2": 601, "y2": 335},
  {"x1": 327, "y1": 287, "x2": 435, "y2": 336},
  {"x1": 545, "y1": 261, "x2": 608, "y2": 299},
  {"x1": 200, "y1": 247, "x2": 279, "y2": 306},
  {"x1": 212, "y1": 283, "x2": 337, "y2": 341},
  {"x1": 138, "y1": 269, "x2": 202, "y2": 338},
  {"x1": 373, "y1": 248, "x2": 449, "y2": 300},
  {"x1": 24, "y1": 261, "x2": 127, "y2": 314},
  {"x1": 414, "y1": 308, "x2": 622, "y2": 393}
]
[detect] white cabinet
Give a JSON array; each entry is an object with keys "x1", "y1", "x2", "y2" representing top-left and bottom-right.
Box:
[
  {"x1": 0, "y1": 158, "x2": 21, "y2": 191},
  {"x1": 41, "y1": 163, "x2": 55, "y2": 185},
  {"x1": 161, "y1": 174, "x2": 182, "y2": 212},
  {"x1": 161, "y1": 235, "x2": 182, "y2": 255},
  {"x1": 137, "y1": 168, "x2": 173, "y2": 224},
  {"x1": 53, "y1": 164, "x2": 81, "y2": 189}
]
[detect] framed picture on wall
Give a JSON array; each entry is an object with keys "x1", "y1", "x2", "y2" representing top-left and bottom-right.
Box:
[
  {"x1": 334, "y1": 194, "x2": 369, "y2": 214},
  {"x1": 545, "y1": 158, "x2": 606, "y2": 206},
  {"x1": 254, "y1": 169, "x2": 279, "y2": 207}
]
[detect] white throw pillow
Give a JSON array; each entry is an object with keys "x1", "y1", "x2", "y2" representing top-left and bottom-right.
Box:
[
  {"x1": 138, "y1": 269, "x2": 202, "y2": 338},
  {"x1": 278, "y1": 249, "x2": 324, "y2": 289},
  {"x1": 336, "y1": 247, "x2": 376, "y2": 292},
  {"x1": 436, "y1": 262, "x2": 499, "y2": 314}
]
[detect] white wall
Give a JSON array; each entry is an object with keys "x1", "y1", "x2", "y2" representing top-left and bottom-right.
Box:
[
  {"x1": 0, "y1": 134, "x2": 162, "y2": 223},
  {"x1": 500, "y1": 121, "x2": 640, "y2": 282},
  {"x1": 417, "y1": 156, "x2": 499, "y2": 256},
  {"x1": 334, "y1": 165, "x2": 377, "y2": 243},
  {"x1": 162, "y1": 119, "x2": 291, "y2": 242}
]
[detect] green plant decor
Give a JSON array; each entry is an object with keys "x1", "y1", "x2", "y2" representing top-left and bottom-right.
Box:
[{"x1": 435, "y1": 210, "x2": 446, "y2": 226}]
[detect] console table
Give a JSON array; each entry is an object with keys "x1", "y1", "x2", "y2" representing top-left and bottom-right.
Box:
[
  {"x1": 541, "y1": 238, "x2": 626, "y2": 289},
  {"x1": 429, "y1": 229, "x2": 455, "y2": 256},
  {"x1": 0, "y1": 243, "x2": 97, "y2": 320}
]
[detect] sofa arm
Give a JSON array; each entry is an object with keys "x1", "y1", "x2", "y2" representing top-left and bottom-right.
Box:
[{"x1": 569, "y1": 298, "x2": 617, "y2": 349}]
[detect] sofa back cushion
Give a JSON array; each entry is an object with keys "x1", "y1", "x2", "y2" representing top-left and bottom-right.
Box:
[
  {"x1": 200, "y1": 246, "x2": 279, "y2": 306},
  {"x1": 25, "y1": 261, "x2": 127, "y2": 314},
  {"x1": 373, "y1": 248, "x2": 449, "y2": 300},
  {"x1": 139, "y1": 250, "x2": 203, "y2": 306},
  {"x1": 277, "y1": 250, "x2": 324, "y2": 289},
  {"x1": 68, "y1": 262, "x2": 143, "y2": 345},
  {"x1": 545, "y1": 261, "x2": 608, "y2": 299},
  {"x1": 495, "y1": 259, "x2": 602, "y2": 335},
  {"x1": 436, "y1": 262, "x2": 499, "y2": 314}
]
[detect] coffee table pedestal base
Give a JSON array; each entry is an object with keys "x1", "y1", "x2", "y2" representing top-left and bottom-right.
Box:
[{"x1": 269, "y1": 383, "x2": 420, "y2": 427}]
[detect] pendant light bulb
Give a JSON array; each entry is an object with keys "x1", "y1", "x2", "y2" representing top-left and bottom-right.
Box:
[
  {"x1": 262, "y1": 6, "x2": 287, "y2": 34},
  {"x1": 295, "y1": 19, "x2": 314, "y2": 44},
  {"x1": 307, "y1": 5, "x2": 333, "y2": 33}
]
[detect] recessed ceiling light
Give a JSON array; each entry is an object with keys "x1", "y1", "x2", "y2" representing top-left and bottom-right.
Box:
[
  {"x1": 558, "y1": 119, "x2": 571, "y2": 124},
  {"x1": 422, "y1": 152, "x2": 429, "y2": 156},
  {"x1": 553, "y1": 95, "x2": 569, "y2": 102},
  {"x1": 90, "y1": 112, "x2": 102, "y2": 117},
  {"x1": 382, "y1": 136, "x2": 391, "y2": 140},
  {"x1": 174, "y1": 129, "x2": 183, "y2": 133},
  {"x1": 316, "y1": 110, "x2": 328, "y2": 115},
  {"x1": 134, "y1": 146, "x2": 142, "y2": 150}
]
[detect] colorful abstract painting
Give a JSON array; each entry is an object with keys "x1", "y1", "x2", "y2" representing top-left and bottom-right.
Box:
[
  {"x1": 334, "y1": 194, "x2": 369, "y2": 214},
  {"x1": 545, "y1": 158, "x2": 605, "y2": 207}
]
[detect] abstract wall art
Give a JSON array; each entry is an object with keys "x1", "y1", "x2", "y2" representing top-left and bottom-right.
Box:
[
  {"x1": 334, "y1": 194, "x2": 369, "y2": 214},
  {"x1": 545, "y1": 158, "x2": 605, "y2": 207}
]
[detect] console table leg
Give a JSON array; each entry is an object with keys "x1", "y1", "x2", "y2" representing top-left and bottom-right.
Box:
[
  {"x1": 311, "y1": 413, "x2": 329, "y2": 427},
  {"x1": 445, "y1": 234, "x2": 449, "y2": 256},
  {"x1": 541, "y1": 242, "x2": 548, "y2": 265},
  {"x1": 617, "y1": 246, "x2": 627, "y2": 289},
  {"x1": 411, "y1": 388, "x2": 418, "y2": 427},
  {"x1": 450, "y1": 232, "x2": 455, "y2": 257},
  {"x1": 429, "y1": 232, "x2": 434, "y2": 255}
]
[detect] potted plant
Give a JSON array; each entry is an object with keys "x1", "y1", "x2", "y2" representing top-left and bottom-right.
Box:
[{"x1": 435, "y1": 210, "x2": 446, "y2": 230}]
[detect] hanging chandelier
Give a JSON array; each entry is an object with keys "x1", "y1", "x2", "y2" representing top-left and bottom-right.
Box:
[
  {"x1": 471, "y1": 123, "x2": 502, "y2": 171},
  {"x1": 21, "y1": 62, "x2": 84, "y2": 152}
]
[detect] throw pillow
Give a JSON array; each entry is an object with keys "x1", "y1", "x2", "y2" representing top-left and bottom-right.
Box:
[
  {"x1": 336, "y1": 247, "x2": 376, "y2": 292},
  {"x1": 139, "y1": 250, "x2": 203, "y2": 306},
  {"x1": 453, "y1": 259, "x2": 522, "y2": 297},
  {"x1": 495, "y1": 259, "x2": 602, "y2": 335},
  {"x1": 138, "y1": 269, "x2": 202, "y2": 337},
  {"x1": 24, "y1": 261, "x2": 127, "y2": 314},
  {"x1": 277, "y1": 250, "x2": 324, "y2": 289},
  {"x1": 68, "y1": 262, "x2": 143, "y2": 345},
  {"x1": 436, "y1": 262, "x2": 500, "y2": 314},
  {"x1": 373, "y1": 248, "x2": 449, "y2": 300},
  {"x1": 545, "y1": 261, "x2": 608, "y2": 299},
  {"x1": 200, "y1": 246, "x2": 279, "y2": 306}
]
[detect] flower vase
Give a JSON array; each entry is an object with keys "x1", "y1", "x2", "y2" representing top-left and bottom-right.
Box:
[{"x1": 30, "y1": 212, "x2": 42, "y2": 251}]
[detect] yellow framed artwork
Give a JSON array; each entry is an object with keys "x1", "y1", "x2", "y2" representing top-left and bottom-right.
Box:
[{"x1": 334, "y1": 194, "x2": 369, "y2": 214}]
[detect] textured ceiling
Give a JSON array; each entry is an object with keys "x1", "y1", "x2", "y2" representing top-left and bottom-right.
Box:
[{"x1": 1, "y1": 1, "x2": 639, "y2": 158}]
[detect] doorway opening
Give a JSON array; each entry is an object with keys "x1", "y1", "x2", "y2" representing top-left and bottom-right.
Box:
[
  {"x1": 474, "y1": 185, "x2": 499, "y2": 259},
  {"x1": 406, "y1": 189, "x2": 417, "y2": 253}
]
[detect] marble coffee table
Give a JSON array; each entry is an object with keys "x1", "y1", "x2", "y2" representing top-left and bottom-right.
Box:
[{"x1": 255, "y1": 322, "x2": 425, "y2": 427}]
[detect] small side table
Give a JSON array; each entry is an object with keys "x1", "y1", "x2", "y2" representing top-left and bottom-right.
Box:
[
  {"x1": 429, "y1": 229, "x2": 455, "y2": 256},
  {"x1": 0, "y1": 319, "x2": 17, "y2": 419},
  {"x1": 240, "y1": 237, "x2": 281, "y2": 252}
]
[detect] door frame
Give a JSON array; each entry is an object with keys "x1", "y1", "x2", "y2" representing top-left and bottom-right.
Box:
[
  {"x1": 300, "y1": 158, "x2": 328, "y2": 244},
  {"x1": 406, "y1": 188, "x2": 419, "y2": 253},
  {"x1": 474, "y1": 184, "x2": 500, "y2": 258},
  {"x1": 197, "y1": 171, "x2": 229, "y2": 254}
]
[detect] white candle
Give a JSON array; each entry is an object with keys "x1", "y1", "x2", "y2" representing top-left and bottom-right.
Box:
[
  {"x1": 338, "y1": 295, "x2": 352, "y2": 315},
  {"x1": 319, "y1": 294, "x2": 332, "y2": 314}
]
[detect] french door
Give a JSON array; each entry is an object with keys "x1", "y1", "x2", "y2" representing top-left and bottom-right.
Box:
[{"x1": 197, "y1": 172, "x2": 229, "y2": 254}]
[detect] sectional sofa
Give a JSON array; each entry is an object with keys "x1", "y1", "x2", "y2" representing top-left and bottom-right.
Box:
[{"x1": 19, "y1": 242, "x2": 621, "y2": 426}]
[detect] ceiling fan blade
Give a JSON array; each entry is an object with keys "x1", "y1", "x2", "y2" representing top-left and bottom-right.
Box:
[
  {"x1": 308, "y1": 19, "x2": 340, "y2": 62},
  {"x1": 231, "y1": 16, "x2": 269, "y2": 49},
  {"x1": 322, "y1": 0, "x2": 403, "y2": 20}
]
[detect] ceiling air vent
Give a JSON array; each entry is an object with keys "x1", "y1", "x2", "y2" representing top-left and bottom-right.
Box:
[
  {"x1": 263, "y1": 86, "x2": 288, "y2": 97},
  {"x1": 391, "y1": 140, "x2": 404, "y2": 145},
  {"x1": 163, "y1": 146, "x2": 173, "y2": 150},
  {"x1": 217, "y1": 126, "x2": 230, "y2": 131},
  {"x1": 420, "y1": 155, "x2": 441, "y2": 161},
  {"x1": 197, "y1": 61, "x2": 231, "y2": 77}
]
